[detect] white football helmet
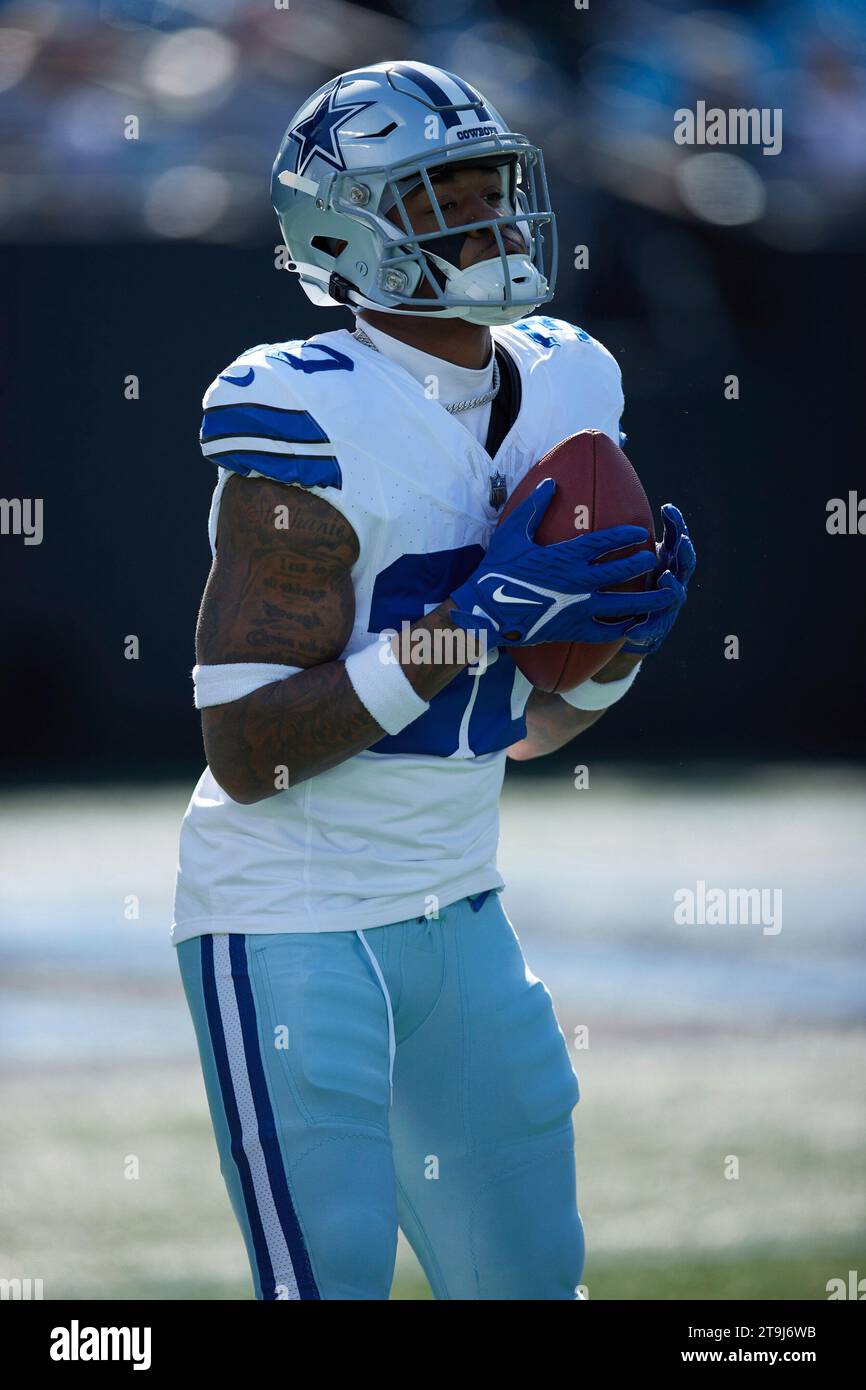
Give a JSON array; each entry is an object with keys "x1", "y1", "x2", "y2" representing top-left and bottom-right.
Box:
[{"x1": 271, "y1": 61, "x2": 557, "y2": 326}]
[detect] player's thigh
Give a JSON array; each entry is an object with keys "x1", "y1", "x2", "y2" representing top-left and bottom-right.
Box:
[
  {"x1": 484, "y1": 898, "x2": 581, "y2": 1146},
  {"x1": 448, "y1": 893, "x2": 582, "y2": 1148},
  {"x1": 177, "y1": 930, "x2": 397, "y2": 1300},
  {"x1": 391, "y1": 896, "x2": 583, "y2": 1298},
  {"x1": 464, "y1": 897, "x2": 584, "y2": 1299}
]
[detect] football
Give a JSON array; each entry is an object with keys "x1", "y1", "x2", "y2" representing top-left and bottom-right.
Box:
[{"x1": 498, "y1": 429, "x2": 656, "y2": 692}]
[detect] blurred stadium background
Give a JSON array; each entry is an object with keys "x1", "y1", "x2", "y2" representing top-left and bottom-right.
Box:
[{"x1": 1, "y1": 0, "x2": 864, "y2": 1300}]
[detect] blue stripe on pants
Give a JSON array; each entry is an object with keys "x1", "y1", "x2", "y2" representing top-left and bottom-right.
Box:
[
  {"x1": 228, "y1": 935, "x2": 320, "y2": 1300},
  {"x1": 198, "y1": 934, "x2": 319, "y2": 1300}
]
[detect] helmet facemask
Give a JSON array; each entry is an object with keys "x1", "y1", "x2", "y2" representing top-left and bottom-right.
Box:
[{"x1": 328, "y1": 141, "x2": 558, "y2": 325}]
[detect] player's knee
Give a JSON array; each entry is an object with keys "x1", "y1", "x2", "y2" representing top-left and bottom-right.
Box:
[
  {"x1": 312, "y1": 1193, "x2": 397, "y2": 1300},
  {"x1": 291, "y1": 1136, "x2": 398, "y2": 1300},
  {"x1": 534, "y1": 1194, "x2": 585, "y2": 1298},
  {"x1": 473, "y1": 1147, "x2": 585, "y2": 1300}
]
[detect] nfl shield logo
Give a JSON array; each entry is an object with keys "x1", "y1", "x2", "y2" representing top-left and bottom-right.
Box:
[{"x1": 488, "y1": 471, "x2": 507, "y2": 510}]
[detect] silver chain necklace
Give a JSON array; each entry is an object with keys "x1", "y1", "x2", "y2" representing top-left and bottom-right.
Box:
[{"x1": 351, "y1": 324, "x2": 500, "y2": 415}]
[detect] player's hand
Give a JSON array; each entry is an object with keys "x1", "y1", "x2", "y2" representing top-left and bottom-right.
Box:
[
  {"x1": 622, "y1": 502, "x2": 696, "y2": 655},
  {"x1": 449, "y1": 478, "x2": 678, "y2": 649}
]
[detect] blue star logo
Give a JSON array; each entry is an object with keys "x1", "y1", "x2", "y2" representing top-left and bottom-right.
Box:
[{"x1": 289, "y1": 85, "x2": 375, "y2": 178}]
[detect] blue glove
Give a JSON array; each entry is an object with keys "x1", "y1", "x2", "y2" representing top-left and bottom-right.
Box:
[
  {"x1": 450, "y1": 478, "x2": 679, "y2": 649},
  {"x1": 622, "y1": 502, "x2": 696, "y2": 655}
]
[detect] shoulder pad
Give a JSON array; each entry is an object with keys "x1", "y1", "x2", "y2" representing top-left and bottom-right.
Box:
[
  {"x1": 199, "y1": 341, "x2": 342, "y2": 490},
  {"x1": 506, "y1": 316, "x2": 616, "y2": 362},
  {"x1": 503, "y1": 315, "x2": 622, "y2": 388},
  {"x1": 496, "y1": 316, "x2": 624, "y2": 447}
]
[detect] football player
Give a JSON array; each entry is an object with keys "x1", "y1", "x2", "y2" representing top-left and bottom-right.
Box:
[{"x1": 173, "y1": 61, "x2": 695, "y2": 1300}]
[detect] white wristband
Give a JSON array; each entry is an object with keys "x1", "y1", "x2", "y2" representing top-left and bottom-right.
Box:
[
  {"x1": 559, "y1": 661, "x2": 642, "y2": 711},
  {"x1": 345, "y1": 639, "x2": 430, "y2": 735},
  {"x1": 192, "y1": 662, "x2": 302, "y2": 709}
]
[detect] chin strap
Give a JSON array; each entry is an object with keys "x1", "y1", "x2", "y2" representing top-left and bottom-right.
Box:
[{"x1": 295, "y1": 249, "x2": 543, "y2": 324}]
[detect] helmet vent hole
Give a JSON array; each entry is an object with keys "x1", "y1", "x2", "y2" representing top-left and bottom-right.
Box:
[{"x1": 311, "y1": 235, "x2": 346, "y2": 258}]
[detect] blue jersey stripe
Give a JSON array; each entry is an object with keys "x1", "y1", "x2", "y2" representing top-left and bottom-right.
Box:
[
  {"x1": 201, "y1": 404, "x2": 329, "y2": 445},
  {"x1": 205, "y1": 449, "x2": 342, "y2": 489},
  {"x1": 228, "y1": 936, "x2": 320, "y2": 1301}
]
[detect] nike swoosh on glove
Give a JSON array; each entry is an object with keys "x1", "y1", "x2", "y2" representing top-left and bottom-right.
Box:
[
  {"x1": 450, "y1": 478, "x2": 679, "y2": 649},
  {"x1": 622, "y1": 502, "x2": 696, "y2": 655}
]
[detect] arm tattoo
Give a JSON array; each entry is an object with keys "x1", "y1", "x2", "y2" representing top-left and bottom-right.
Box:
[
  {"x1": 196, "y1": 475, "x2": 359, "y2": 666},
  {"x1": 196, "y1": 476, "x2": 466, "y2": 800}
]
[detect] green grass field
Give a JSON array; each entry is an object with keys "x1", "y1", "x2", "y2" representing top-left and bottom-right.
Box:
[
  {"x1": 1, "y1": 775, "x2": 864, "y2": 1300},
  {"x1": 2, "y1": 1036, "x2": 862, "y2": 1301}
]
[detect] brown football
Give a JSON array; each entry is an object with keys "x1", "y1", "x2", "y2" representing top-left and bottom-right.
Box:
[{"x1": 498, "y1": 430, "x2": 655, "y2": 693}]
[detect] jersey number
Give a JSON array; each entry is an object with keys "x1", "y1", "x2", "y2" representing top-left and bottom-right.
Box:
[{"x1": 367, "y1": 547, "x2": 527, "y2": 758}]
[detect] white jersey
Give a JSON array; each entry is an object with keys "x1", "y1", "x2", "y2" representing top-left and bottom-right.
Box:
[{"x1": 172, "y1": 316, "x2": 624, "y2": 941}]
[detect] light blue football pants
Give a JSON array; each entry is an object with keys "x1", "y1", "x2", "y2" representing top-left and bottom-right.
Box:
[{"x1": 176, "y1": 890, "x2": 584, "y2": 1300}]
